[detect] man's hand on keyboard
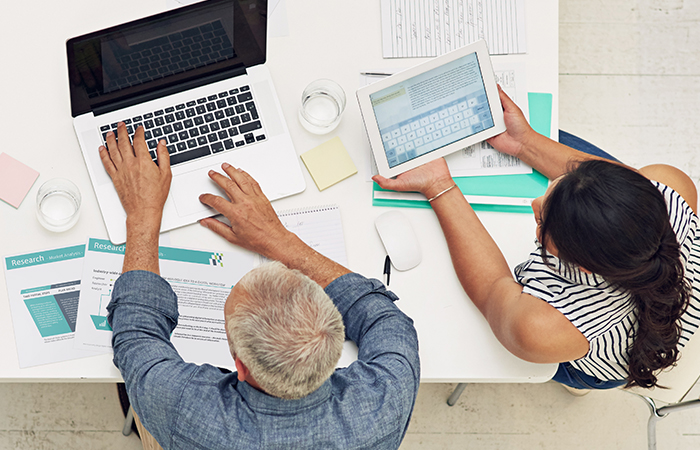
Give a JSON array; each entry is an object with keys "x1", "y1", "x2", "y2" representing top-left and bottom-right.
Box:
[{"x1": 99, "y1": 123, "x2": 172, "y2": 226}]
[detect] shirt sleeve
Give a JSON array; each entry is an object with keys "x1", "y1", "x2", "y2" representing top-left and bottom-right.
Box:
[
  {"x1": 324, "y1": 273, "x2": 420, "y2": 433},
  {"x1": 107, "y1": 270, "x2": 201, "y2": 448}
]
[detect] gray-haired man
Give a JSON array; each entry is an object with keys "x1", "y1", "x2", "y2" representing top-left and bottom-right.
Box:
[{"x1": 101, "y1": 124, "x2": 420, "y2": 449}]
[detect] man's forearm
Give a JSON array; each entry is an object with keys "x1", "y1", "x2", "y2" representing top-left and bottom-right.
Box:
[
  {"x1": 122, "y1": 214, "x2": 162, "y2": 274},
  {"x1": 265, "y1": 232, "x2": 350, "y2": 288}
]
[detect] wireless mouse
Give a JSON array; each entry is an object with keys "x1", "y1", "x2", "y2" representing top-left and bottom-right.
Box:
[{"x1": 374, "y1": 211, "x2": 422, "y2": 271}]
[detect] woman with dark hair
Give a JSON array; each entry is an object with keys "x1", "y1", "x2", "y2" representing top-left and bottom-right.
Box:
[{"x1": 373, "y1": 87, "x2": 700, "y2": 391}]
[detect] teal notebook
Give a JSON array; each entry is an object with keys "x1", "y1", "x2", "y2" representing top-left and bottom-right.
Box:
[{"x1": 372, "y1": 92, "x2": 552, "y2": 213}]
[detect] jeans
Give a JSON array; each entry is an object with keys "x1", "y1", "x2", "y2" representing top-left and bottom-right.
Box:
[
  {"x1": 551, "y1": 131, "x2": 626, "y2": 390},
  {"x1": 553, "y1": 362, "x2": 626, "y2": 390},
  {"x1": 558, "y1": 130, "x2": 620, "y2": 163}
]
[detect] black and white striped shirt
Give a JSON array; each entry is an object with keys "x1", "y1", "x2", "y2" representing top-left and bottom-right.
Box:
[{"x1": 514, "y1": 181, "x2": 700, "y2": 381}]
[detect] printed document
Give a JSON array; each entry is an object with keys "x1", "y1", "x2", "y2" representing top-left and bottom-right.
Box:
[
  {"x1": 381, "y1": 0, "x2": 527, "y2": 58},
  {"x1": 445, "y1": 58, "x2": 531, "y2": 177},
  {"x1": 4, "y1": 244, "x2": 101, "y2": 368},
  {"x1": 74, "y1": 239, "x2": 256, "y2": 368}
]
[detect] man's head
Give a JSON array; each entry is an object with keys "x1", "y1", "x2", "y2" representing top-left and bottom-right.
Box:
[{"x1": 224, "y1": 261, "x2": 345, "y2": 400}]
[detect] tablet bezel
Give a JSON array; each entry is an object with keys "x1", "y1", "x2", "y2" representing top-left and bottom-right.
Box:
[{"x1": 357, "y1": 39, "x2": 506, "y2": 179}]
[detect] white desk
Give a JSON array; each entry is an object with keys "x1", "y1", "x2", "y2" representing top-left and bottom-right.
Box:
[{"x1": 0, "y1": 0, "x2": 558, "y2": 382}]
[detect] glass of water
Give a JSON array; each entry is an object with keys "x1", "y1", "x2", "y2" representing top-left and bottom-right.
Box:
[
  {"x1": 298, "y1": 79, "x2": 346, "y2": 134},
  {"x1": 36, "y1": 179, "x2": 81, "y2": 232}
]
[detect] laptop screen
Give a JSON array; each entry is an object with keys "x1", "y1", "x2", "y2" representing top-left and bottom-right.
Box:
[{"x1": 67, "y1": 0, "x2": 267, "y2": 117}]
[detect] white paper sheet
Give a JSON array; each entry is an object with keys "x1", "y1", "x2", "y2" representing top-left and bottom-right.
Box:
[
  {"x1": 3, "y1": 244, "x2": 102, "y2": 368},
  {"x1": 381, "y1": 0, "x2": 527, "y2": 58},
  {"x1": 272, "y1": 205, "x2": 348, "y2": 266},
  {"x1": 74, "y1": 239, "x2": 255, "y2": 368}
]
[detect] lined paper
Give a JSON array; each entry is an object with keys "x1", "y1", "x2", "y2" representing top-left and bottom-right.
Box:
[
  {"x1": 275, "y1": 205, "x2": 348, "y2": 266},
  {"x1": 381, "y1": 0, "x2": 527, "y2": 58}
]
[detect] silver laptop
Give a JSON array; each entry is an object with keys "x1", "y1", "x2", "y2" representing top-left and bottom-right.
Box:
[{"x1": 67, "y1": 0, "x2": 305, "y2": 244}]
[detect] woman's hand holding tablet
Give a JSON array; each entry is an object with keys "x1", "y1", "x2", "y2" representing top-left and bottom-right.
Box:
[{"x1": 357, "y1": 39, "x2": 505, "y2": 178}]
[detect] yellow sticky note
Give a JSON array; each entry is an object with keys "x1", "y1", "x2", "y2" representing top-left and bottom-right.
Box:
[{"x1": 300, "y1": 137, "x2": 358, "y2": 191}]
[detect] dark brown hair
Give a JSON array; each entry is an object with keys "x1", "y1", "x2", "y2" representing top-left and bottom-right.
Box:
[{"x1": 540, "y1": 160, "x2": 690, "y2": 388}]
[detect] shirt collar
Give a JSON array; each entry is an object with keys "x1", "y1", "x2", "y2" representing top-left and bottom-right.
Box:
[
  {"x1": 533, "y1": 239, "x2": 608, "y2": 288},
  {"x1": 237, "y1": 378, "x2": 332, "y2": 415}
]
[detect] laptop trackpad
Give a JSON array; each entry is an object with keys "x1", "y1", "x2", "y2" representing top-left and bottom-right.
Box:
[{"x1": 170, "y1": 168, "x2": 224, "y2": 217}]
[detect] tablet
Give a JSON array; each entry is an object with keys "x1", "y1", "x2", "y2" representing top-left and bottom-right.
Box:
[{"x1": 357, "y1": 40, "x2": 506, "y2": 178}]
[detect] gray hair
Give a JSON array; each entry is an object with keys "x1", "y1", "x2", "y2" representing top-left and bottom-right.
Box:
[{"x1": 226, "y1": 261, "x2": 345, "y2": 399}]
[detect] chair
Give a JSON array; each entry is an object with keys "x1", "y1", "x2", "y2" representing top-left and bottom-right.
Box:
[
  {"x1": 624, "y1": 329, "x2": 700, "y2": 450},
  {"x1": 445, "y1": 330, "x2": 700, "y2": 450}
]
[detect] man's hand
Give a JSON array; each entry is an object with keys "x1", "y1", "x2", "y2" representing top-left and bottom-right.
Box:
[
  {"x1": 99, "y1": 123, "x2": 172, "y2": 226},
  {"x1": 486, "y1": 85, "x2": 536, "y2": 159},
  {"x1": 99, "y1": 123, "x2": 172, "y2": 274},
  {"x1": 199, "y1": 164, "x2": 350, "y2": 287},
  {"x1": 199, "y1": 164, "x2": 293, "y2": 259}
]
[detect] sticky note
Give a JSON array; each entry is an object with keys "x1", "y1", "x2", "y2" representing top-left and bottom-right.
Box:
[
  {"x1": 300, "y1": 137, "x2": 358, "y2": 191},
  {"x1": 0, "y1": 153, "x2": 40, "y2": 208}
]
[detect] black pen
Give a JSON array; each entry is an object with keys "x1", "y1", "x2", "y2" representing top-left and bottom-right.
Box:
[
  {"x1": 383, "y1": 255, "x2": 391, "y2": 286},
  {"x1": 360, "y1": 72, "x2": 393, "y2": 77}
]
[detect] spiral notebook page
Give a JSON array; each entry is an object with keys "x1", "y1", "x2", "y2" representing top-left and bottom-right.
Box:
[{"x1": 271, "y1": 205, "x2": 348, "y2": 266}]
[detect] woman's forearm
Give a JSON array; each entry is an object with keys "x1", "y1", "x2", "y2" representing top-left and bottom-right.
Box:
[
  {"x1": 516, "y1": 132, "x2": 606, "y2": 180},
  {"x1": 426, "y1": 182, "x2": 518, "y2": 320}
]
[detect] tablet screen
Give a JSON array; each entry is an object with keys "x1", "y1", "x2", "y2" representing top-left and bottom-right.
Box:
[{"x1": 369, "y1": 52, "x2": 494, "y2": 168}]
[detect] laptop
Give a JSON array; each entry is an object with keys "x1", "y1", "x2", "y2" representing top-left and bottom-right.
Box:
[{"x1": 67, "y1": 0, "x2": 305, "y2": 244}]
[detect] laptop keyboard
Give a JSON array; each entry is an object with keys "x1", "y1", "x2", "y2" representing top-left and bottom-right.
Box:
[{"x1": 99, "y1": 85, "x2": 266, "y2": 167}]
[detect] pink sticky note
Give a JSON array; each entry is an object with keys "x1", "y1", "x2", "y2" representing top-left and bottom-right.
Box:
[{"x1": 0, "y1": 153, "x2": 40, "y2": 208}]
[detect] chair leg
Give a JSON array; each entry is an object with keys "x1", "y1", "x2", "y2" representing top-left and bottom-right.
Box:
[
  {"x1": 633, "y1": 394, "x2": 700, "y2": 450},
  {"x1": 447, "y1": 383, "x2": 467, "y2": 406},
  {"x1": 645, "y1": 400, "x2": 664, "y2": 450},
  {"x1": 122, "y1": 406, "x2": 134, "y2": 436}
]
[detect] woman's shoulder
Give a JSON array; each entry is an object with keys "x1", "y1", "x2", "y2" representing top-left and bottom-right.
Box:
[
  {"x1": 640, "y1": 164, "x2": 697, "y2": 214},
  {"x1": 646, "y1": 174, "x2": 700, "y2": 270}
]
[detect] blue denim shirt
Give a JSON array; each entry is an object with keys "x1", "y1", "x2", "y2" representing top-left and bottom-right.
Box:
[{"x1": 108, "y1": 270, "x2": 420, "y2": 449}]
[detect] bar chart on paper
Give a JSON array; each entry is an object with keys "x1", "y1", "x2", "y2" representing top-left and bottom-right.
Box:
[{"x1": 381, "y1": 0, "x2": 527, "y2": 58}]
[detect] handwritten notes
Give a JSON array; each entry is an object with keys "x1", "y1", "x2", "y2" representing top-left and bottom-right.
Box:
[{"x1": 381, "y1": 0, "x2": 527, "y2": 58}]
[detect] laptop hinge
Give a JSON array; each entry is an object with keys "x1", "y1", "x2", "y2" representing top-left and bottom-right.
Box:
[{"x1": 92, "y1": 64, "x2": 247, "y2": 117}]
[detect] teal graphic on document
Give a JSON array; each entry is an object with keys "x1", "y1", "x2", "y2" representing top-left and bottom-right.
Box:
[
  {"x1": 25, "y1": 295, "x2": 73, "y2": 337},
  {"x1": 6, "y1": 244, "x2": 85, "y2": 270},
  {"x1": 158, "y1": 246, "x2": 225, "y2": 267},
  {"x1": 91, "y1": 315, "x2": 111, "y2": 331},
  {"x1": 91, "y1": 289, "x2": 112, "y2": 331},
  {"x1": 210, "y1": 253, "x2": 224, "y2": 267},
  {"x1": 23, "y1": 281, "x2": 81, "y2": 338}
]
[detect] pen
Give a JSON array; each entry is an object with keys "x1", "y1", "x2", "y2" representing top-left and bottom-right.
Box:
[
  {"x1": 361, "y1": 72, "x2": 393, "y2": 77},
  {"x1": 383, "y1": 255, "x2": 391, "y2": 286}
]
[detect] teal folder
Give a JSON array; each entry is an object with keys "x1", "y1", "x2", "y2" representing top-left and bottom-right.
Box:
[{"x1": 372, "y1": 93, "x2": 552, "y2": 213}]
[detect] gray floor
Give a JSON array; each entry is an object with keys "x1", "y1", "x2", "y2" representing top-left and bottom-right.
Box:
[{"x1": 3, "y1": 1, "x2": 700, "y2": 449}]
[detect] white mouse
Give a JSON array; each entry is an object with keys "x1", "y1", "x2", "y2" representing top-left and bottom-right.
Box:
[{"x1": 374, "y1": 211, "x2": 422, "y2": 271}]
